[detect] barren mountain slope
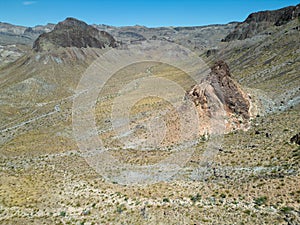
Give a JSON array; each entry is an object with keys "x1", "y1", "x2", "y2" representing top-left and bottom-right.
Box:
[
  {"x1": 0, "y1": 18, "x2": 115, "y2": 133},
  {"x1": 206, "y1": 19, "x2": 300, "y2": 114},
  {"x1": 0, "y1": 5, "x2": 300, "y2": 225}
]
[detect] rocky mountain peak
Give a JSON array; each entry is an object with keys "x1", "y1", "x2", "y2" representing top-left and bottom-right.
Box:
[
  {"x1": 54, "y1": 17, "x2": 89, "y2": 30},
  {"x1": 33, "y1": 17, "x2": 116, "y2": 52}
]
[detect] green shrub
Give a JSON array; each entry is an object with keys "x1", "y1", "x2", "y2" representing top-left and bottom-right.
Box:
[
  {"x1": 244, "y1": 209, "x2": 251, "y2": 215},
  {"x1": 60, "y1": 211, "x2": 66, "y2": 217},
  {"x1": 116, "y1": 204, "x2": 126, "y2": 214},
  {"x1": 190, "y1": 193, "x2": 202, "y2": 203},
  {"x1": 220, "y1": 193, "x2": 226, "y2": 198},
  {"x1": 254, "y1": 196, "x2": 267, "y2": 206},
  {"x1": 280, "y1": 206, "x2": 294, "y2": 214},
  {"x1": 162, "y1": 198, "x2": 170, "y2": 203}
]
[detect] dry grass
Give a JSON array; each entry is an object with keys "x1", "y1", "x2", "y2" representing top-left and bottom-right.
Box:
[{"x1": 0, "y1": 28, "x2": 299, "y2": 223}]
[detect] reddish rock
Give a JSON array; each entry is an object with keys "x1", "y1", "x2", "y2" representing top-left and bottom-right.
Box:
[{"x1": 187, "y1": 61, "x2": 251, "y2": 132}]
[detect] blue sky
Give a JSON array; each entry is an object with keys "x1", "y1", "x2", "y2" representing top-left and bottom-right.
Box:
[{"x1": 1, "y1": 0, "x2": 299, "y2": 27}]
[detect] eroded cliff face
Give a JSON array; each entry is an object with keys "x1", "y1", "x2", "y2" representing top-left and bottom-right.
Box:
[
  {"x1": 223, "y1": 4, "x2": 300, "y2": 41},
  {"x1": 188, "y1": 61, "x2": 253, "y2": 133}
]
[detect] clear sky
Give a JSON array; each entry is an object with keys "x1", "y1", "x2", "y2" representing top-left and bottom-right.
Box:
[{"x1": 1, "y1": 0, "x2": 299, "y2": 27}]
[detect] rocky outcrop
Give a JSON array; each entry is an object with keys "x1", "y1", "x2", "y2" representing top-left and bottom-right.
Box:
[
  {"x1": 223, "y1": 4, "x2": 300, "y2": 41},
  {"x1": 33, "y1": 18, "x2": 116, "y2": 52},
  {"x1": 188, "y1": 61, "x2": 251, "y2": 132}
]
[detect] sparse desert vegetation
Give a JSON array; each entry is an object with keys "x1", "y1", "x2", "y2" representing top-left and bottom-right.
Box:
[{"x1": 1, "y1": 3, "x2": 300, "y2": 225}]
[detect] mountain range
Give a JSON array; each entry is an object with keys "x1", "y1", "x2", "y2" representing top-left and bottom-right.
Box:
[{"x1": 0, "y1": 3, "x2": 299, "y2": 225}]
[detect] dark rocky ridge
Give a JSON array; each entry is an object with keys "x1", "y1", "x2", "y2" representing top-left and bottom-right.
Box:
[
  {"x1": 33, "y1": 18, "x2": 116, "y2": 52},
  {"x1": 223, "y1": 4, "x2": 300, "y2": 41},
  {"x1": 209, "y1": 61, "x2": 250, "y2": 119}
]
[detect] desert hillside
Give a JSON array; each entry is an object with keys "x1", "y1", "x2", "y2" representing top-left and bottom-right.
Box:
[{"x1": 0, "y1": 4, "x2": 299, "y2": 225}]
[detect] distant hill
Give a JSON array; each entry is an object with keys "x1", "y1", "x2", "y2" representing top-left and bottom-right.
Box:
[
  {"x1": 0, "y1": 20, "x2": 237, "y2": 66},
  {"x1": 0, "y1": 21, "x2": 54, "y2": 46},
  {"x1": 33, "y1": 18, "x2": 116, "y2": 52}
]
